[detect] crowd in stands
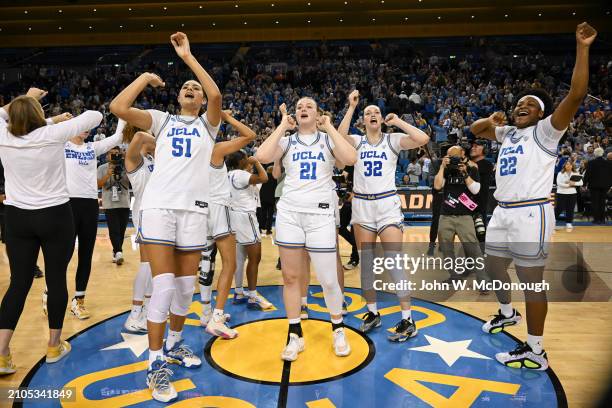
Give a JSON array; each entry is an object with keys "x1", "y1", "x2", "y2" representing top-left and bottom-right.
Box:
[{"x1": 1, "y1": 39, "x2": 610, "y2": 214}]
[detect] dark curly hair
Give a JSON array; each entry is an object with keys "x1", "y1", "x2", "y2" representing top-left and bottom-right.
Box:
[
  {"x1": 226, "y1": 150, "x2": 247, "y2": 171},
  {"x1": 513, "y1": 88, "x2": 554, "y2": 118}
]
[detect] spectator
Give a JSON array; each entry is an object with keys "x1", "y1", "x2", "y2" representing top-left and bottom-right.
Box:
[
  {"x1": 555, "y1": 160, "x2": 583, "y2": 231},
  {"x1": 420, "y1": 154, "x2": 431, "y2": 186},
  {"x1": 406, "y1": 157, "x2": 421, "y2": 185},
  {"x1": 470, "y1": 140, "x2": 494, "y2": 229}
]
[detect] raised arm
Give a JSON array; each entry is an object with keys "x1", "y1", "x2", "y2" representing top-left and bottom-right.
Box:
[
  {"x1": 248, "y1": 157, "x2": 269, "y2": 184},
  {"x1": 551, "y1": 22, "x2": 597, "y2": 131},
  {"x1": 384, "y1": 113, "x2": 430, "y2": 149},
  {"x1": 255, "y1": 104, "x2": 295, "y2": 164},
  {"x1": 47, "y1": 111, "x2": 103, "y2": 143},
  {"x1": 318, "y1": 115, "x2": 357, "y2": 165},
  {"x1": 338, "y1": 90, "x2": 359, "y2": 143},
  {"x1": 171, "y1": 32, "x2": 222, "y2": 126},
  {"x1": 211, "y1": 110, "x2": 256, "y2": 164},
  {"x1": 109, "y1": 72, "x2": 165, "y2": 131},
  {"x1": 1, "y1": 88, "x2": 48, "y2": 123},
  {"x1": 125, "y1": 131, "x2": 155, "y2": 173},
  {"x1": 470, "y1": 111, "x2": 507, "y2": 141},
  {"x1": 93, "y1": 119, "x2": 126, "y2": 156}
]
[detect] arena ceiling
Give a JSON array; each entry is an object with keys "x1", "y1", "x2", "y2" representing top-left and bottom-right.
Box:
[{"x1": 0, "y1": 0, "x2": 609, "y2": 47}]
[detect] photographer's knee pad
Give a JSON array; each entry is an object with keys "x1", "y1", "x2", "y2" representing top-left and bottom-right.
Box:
[
  {"x1": 147, "y1": 273, "x2": 175, "y2": 323},
  {"x1": 170, "y1": 275, "x2": 196, "y2": 316}
]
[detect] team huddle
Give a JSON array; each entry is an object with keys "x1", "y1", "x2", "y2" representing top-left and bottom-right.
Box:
[{"x1": 0, "y1": 23, "x2": 597, "y2": 404}]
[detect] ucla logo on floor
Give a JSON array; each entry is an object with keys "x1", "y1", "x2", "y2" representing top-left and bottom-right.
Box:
[{"x1": 20, "y1": 286, "x2": 565, "y2": 407}]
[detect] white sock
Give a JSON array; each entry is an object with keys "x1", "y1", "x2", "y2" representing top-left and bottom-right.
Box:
[
  {"x1": 200, "y1": 284, "x2": 213, "y2": 303},
  {"x1": 527, "y1": 334, "x2": 543, "y2": 354},
  {"x1": 301, "y1": 296, "x2": 308, "y2": 306},
  {"x1": 331, "y1": 316, "x2": 343, "y2": 324},
  {"x1": 288, "y1": 318, "x2": 301, "y2": 325},
  {"x1": 235, "y1": 287, "x2": 244, "y2": 295},
  {"x1": 499, "y1": 303, "x2": 514, "y2": 318},
  {"x1": 143, "y1": 296, "x2": 151, "y2": 309},
  {"x1": 166, "y1": 330, "x2": 182, "y2": 350},
  {"x1": 367, "y1": 303, "x2": 378, "y2": 314},
  {"x1": 401, "y1": 309, "x2": 412, "y2": 321},
  {"x1": 202, "y1": 302, "x2": 212, "y2": 313},
  {"x1": 130, "y1": 304, "x2": 142, "y2": 318},
  {"x1": 213, "y1": 308, "x2": 224, "y2": 319},
  {"x1": 244, "y1": 289, "x2": 252, "y2": 298},
  {"x1": 248, "y1": 290, "x2": 258, "y2": 299},
  {"x1": 148, "y1": 348, "x2": 164, "y2": 369},
  {"x1": 74, "y1": 291, "x2": 86, "y2": 298}
]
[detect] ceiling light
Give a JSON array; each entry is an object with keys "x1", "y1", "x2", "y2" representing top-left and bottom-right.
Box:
[
  {"x1": 28, "y1": 27, "x2": 32, "y2": 31},
  {"x1": 58, "y1": 9, "x2": 63, "y2": 13},
  {"x1": 538, "y1": 13, "x2": 542, "y2": 16},
  {"x1": 504, "y1": 14, "x2": 508, "y2": 18},
  {"x1": 404, "y1": 17, "x2": 408, "y2": 21},
  {"x1": 339, "y1": 18, "x2": 343, "y2": 22},
  {"x1": 119, "y1": 25, "x2": 123, "y2": 28},
  {"x1": 275, "y1": 20, "x2": 279, "y2": 24},
  {"x1": 181, "y1": 23, "x2": 185, "y2": 27},
  {"x1": 235, "y1": 4, "x2": 239, "y2": 7},
  {"x1": 243, "y1": 21, "x2": 247, "y2": 24},
  {"x1": 212, "y1": 22, "x2": 216, "y2": 26},
  {"x1": 24, "y1": 10, "x2": 28, "y2": 14},
  {"x1": 372, "y1": 18, "x2": 376, "y2": 21},
  {"x1": 437, "y1": 16, "x2": 441, "y2": 20},
  {"x1": 307, "y1": 19, "x2": 311, "y2": 23},
  {"x1": 93, "y1": 8, "x2": 97, "y2": 12},
  {"x1": 89, "y1": 26, "x2": 93, "y2": 29},
  {"x1": 58, "y1": 26, "x2": 62, "y2": 30},
  {"x1": 129, "y1": 7, "x2": 132, "y2": 11},
  {"x1": 163, "y1": 6, "x2": 167, "y2": 10},
  {"x1": 308, "y1": 2, "x2": 311, "y2": 5},
  {"x1": 271, "y1": 3, "x2": 275, "y2": 6},
  {"x1": 572, "y1": 12, "x2": 576, "y2": 15},
  {"x1": 150, "y1": 24, "x2": 154, "y2": 28},
  {"x1": 471, "y1": 15, "x2": 475, "y2": 19},
  {"x1": 199, "y1": 5, "x2": 203, "y2": 9}
]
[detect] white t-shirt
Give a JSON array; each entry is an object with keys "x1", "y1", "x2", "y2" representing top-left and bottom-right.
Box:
[
  {"x1": 494, "y1": 115, "x2": 565, "y2": 202},
  {"x1": 65, "y1": 119, "x2": 125, "y2": 199},
  {"x1": 0, "y1": 108, "x2": 103, "y2": 210},
  {"x1": 141, "y1": 110, "x2": 219, "y2": 213},
  {"x1": 229, "y1": 169, "x2": 258, "y2": 213}
]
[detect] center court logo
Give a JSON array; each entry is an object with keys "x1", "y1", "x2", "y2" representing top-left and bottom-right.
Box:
[{"x1": 20, "y1": 286, "x2": 565, "y2": 407}]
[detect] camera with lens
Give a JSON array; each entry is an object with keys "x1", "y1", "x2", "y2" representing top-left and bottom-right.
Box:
[
  {"x1": 110, "y1": 151, "x2": 124, "y2": 181},
  {"x1": 473, "y1": 214, "x2": 486, "y2": 240}
]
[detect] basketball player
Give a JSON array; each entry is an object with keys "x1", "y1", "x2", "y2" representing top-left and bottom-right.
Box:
[
  {"x1": 470, "y1": 22, "x2": 596, "y2": 370},
  {"x1": 199, "y1": 110, "x2": 256, "y2": 339},
  {"x1": 339, "y1": 90, "x2": 429, "y2": 341},
  {"x1": 256, "y1": 100, "x2": 357, "y2": 361},
  {"x1": 0, "y1": 88, "x2": 102, "y2": 374},
  {"x1": 110, "y1": 32, "x2": 221, "y2": 402},
  {"x1": 226, "y1": 151, "x2": 271, "y2": 310},
  {"x1": 123, "y1": 129, "x2": 155, "y2": 333}
]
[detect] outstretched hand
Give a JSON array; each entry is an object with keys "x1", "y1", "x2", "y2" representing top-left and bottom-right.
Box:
[
  {"x1": 489, "y1": 111, "x2": 507, "y2": 126},
  {"x1": 171, "y1": 32, "x2": 192, "y2": 59}
]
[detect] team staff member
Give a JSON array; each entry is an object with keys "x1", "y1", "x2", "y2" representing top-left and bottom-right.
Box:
[
  {"x1": 44, "y1": 118, "x2": 126, "y2": 320},
  {"x1": 98, "y1": 146, "x2": 131, "y2": 264},
  {"x1": 472, "y1": 22, "x2": 596, "y2": 371},
  {"x1": 0, "y1": 88, "x2": 102, "y2": 374}
]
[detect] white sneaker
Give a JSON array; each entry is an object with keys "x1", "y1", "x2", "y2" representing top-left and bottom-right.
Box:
[
  {"x1": 112, "y1": 253, "x2": 117, "y2": 263},
  {"x1": 147, "y1": 359, "x2": 177, "y2": 403},
  {"x1": 115, "y1": 252, "x2": 124, "y2": 265},
  {"x1": 70, "y1": 298, "x2": 91, "y2": 320},
  {"x1": 281, "y1": 333, "x2": 305, "y2": 361},
  {"x1": 333, "y1": 328, "x2": 351, "y2": 357},
  {"x1": 200, "y1": 306, "x2": 231, "y2": 328},
  {"x1": 42, "y1": 291, "x2": 48, "y2": 316},
  {"x1": 206, "y1": 314, "x2": 238, "y2": 339},
  {"x1": 124, "y1": 312, "x2": 147, "y2": 333},
  {"x1": 566, "y1": 223, "x2": 573, "y2": 232},
  {"x1": 247, "y1": 294, "x2": 273, "y2": 310}
]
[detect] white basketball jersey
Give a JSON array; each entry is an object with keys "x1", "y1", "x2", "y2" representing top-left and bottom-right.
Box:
[
  {"x1": 209, "y1": 162, "x2": 231, "y2": 207},
  {"x1": 494, "y1": 115, "x2": 565, "y2": 202},
  {"x1": 127, "y1": 154, "x2": 154, "y2": 218},
  {"x1": 277, "y1": 132, "x2": 336, "y2": 215},
  {"x1": 350, "y1": 133, "x2": 402, "y2": 195},
  {"x1": 228, "y1": 169, "x2": 258, "y2": 213},
  {"x1": 141, "y1": 110, "x2": 219, "y2": 213}
]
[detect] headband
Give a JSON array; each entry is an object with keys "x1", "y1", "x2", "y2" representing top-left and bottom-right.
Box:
[{"x1": 518, "y1": 95, "x2": 545, "y2": 112}]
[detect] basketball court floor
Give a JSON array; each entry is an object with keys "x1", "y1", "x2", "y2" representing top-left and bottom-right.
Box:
[{"x1": 0, "y1": 225, "x2": 610, "y2": 407}]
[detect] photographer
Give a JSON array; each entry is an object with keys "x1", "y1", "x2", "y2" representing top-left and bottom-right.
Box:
[
  {"x1": 97, "y1": 147, "x2": 130, "y2": 265},
  {"x1": 434, "y1": 145, "x2": 486, "y2": 282}
]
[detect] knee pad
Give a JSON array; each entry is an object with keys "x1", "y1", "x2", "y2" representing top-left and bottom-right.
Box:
[
  {"x1": 147, "y1": 273, "x2": 175, "y2": 323},
  {"x1": 170, "y1": 275, "x2": 196, "y2": 316}
]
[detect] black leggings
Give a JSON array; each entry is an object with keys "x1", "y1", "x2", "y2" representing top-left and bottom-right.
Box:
[
  {"x1": 429, "y1": 189, "x2": 444, "y2": 243},
  {"x1": 70, "y1": 198, "x2": 99, "y2": 293},
  {"x1": 555, "y1": 193, "x2": 577, "y2": 223},
  {"x1": 105, "y1": 208, "x2": 130, "y2": 254},
  {"x1": 0, "y1": 203, "x2": 74, "y2": 330},
  {"x1": 260, "y1": 201, "x2": 275, "y2": 232},
  {"x1": 339, "y1": 202, "x2": 359, "y2": 263}
]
